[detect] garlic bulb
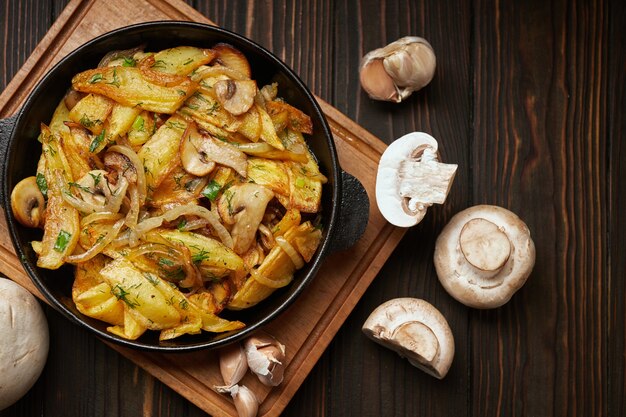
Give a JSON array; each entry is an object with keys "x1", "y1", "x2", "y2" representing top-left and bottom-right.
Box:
[
  {"x1": 244, "y1": 332, "x2": 286, "y2": 386},
  {"x1": 359, "y1": 36, "x2": 436, "y2": 103}
]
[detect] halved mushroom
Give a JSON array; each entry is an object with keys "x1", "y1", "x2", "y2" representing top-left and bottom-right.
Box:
[
  {"x1": 217, "y1": 183, "x2": 274, "y2": 254},
  {"x1": 434, "y1": 205, "x2": 536, "y2": 308},
  {"x1": 362, "y1": 298, "x2": 454, "y2": 379},
  {"x1": 376, "y1": 132, "x2": 457, "y2": 227},
  {"x1": 214, "y1": 79, "x2": 257, "y2": 116},
  {"x1": 11, "y1": 177, "x2": 46, "y2": 228},
  {"x1": 180, "y1": 122, "x2": 247, "y2": 177}
]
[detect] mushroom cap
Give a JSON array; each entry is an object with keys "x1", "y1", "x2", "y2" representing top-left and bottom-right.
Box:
[
  {"x1": 434, "y1": 205, "x2": 535, "y2": 309},
  {"x1": 10, "y1": 176, "x2": 46, "y2": 228},
  {"x1": 0, "y1": 278, "x2": 49, "y2": 410},
  {"x1": 362, "y1": 297, "x2": 454, "y2": 379},
  {"x1": 376, "y1": 132, "x2": 440, "y2": 227}
]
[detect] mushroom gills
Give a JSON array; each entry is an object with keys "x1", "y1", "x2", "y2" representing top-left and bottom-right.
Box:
[
  {"x1": 362, "y1": 298, "x2": 454, "y2": 379},
  {"x1": 217, "y1": 183, "x2": 275, "y2": 254},
  {"x1": 180, "y1": 122, "x2": 247, "y2": 177},
  {"x1": 214, "y1": 79, "x2": 257, "y2": 116},
  {"x1": 376, "y1": 132, "x2": 457, "y2": 227}
]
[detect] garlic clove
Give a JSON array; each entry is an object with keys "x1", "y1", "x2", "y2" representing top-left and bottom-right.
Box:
[
  {"x1": 232, "y1": 385, "x2": 259, "y2": 417},
  {"x1": 244, "y1": 332, "x2": 286, "y2": 386},
  {"x1": 216, "y1": 384, "x2": 259, "y2": 417},
  {"x1": 360, "y1": 36, "x2": 436, "y2": 103},
  {"x1": 218, "y1": 342, "x2": 248, "y2": 387},
  {"x1": 359, "y1": 58, "x2": 399, "y2": 102}
]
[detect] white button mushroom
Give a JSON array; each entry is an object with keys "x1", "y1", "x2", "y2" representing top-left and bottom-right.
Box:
[
  {"x1": 434, "y1": 205, "x2": 536, "y2": 308},
  {"x1": 376, "y1": 132, "x2": 457, "y2": 227},
  {"x1": 0, "y1": 278, "x2": 49, "y2": 410},
  {"x1": 362, "y1": 298, "x2": 454, "y2": 379}
]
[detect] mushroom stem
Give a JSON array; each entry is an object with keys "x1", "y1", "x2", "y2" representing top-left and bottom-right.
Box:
[{"x1": 459, "y1": 218, "x2": 511, "y2": 273}]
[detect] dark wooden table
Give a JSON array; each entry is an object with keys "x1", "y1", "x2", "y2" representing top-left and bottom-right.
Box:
[{"x1": 1, "y1": 0, "x2": 624, "y2": 416}]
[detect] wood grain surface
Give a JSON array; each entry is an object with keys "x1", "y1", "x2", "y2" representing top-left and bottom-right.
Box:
[{"x1": 0, "y1": 1, "x2": 623, "y2": 416}]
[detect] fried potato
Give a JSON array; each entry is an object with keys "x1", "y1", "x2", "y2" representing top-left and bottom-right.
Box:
[
  {"x1": 72, "y1": 66, "x2": 197, "y2": 114},
  {"x1": 152, "y1": 229, "x2": 245, "y2": 271},
  {"x1": 37, "y1": 125, "x2": 80, "y2": 270},
  {"x1": 151, "y1": 46, "x2": 216, "y2": 76},
  {"x1": 138, "y1": 115, "x2": 187, "y2": 193},
  {"x1": 68, "y1": 93, "x2": 114, "y2": 135},
  {"x1": 72, "y1": 256, "x2": 124, "y2": 325}
]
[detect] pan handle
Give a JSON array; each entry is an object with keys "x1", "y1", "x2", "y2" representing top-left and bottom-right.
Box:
[
  {"x1": 327, "y1": 170, "x2": 370, "y2": 253},
  {"x1": 0, "y1": 114, "x2": 17, "y2": 206}
]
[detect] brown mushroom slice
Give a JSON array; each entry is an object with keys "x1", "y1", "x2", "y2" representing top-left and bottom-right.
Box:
[
  {"x1": 434, "y1": 205, "x2": 536, "y2": 308},
  {"x1": 214, "y1": 79, "x2": 257, "y2": 116},
  {"x1": 217, "y1": 183, "x2": 275, "y2": 254},
  {"x1": 180, "y1": 122, "x2": 247, "y2": 178},
  {"x1": 362, "y1": 298, "x2": 454, "y2": 379},
  {"x1": 11, "y1": 177, "x2": 46, "y2": 228},
  {"x1": 376, "y1": 132, "x2": 457, "y2": 227}
]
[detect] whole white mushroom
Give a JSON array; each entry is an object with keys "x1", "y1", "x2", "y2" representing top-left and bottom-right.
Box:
[{"x1": 0, "y1": 277, "x2": 49, "y2": 410}]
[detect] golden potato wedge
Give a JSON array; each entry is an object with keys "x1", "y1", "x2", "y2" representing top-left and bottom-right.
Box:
[
  {"x1": 257, "y1": 104, "x2": 285, "y2": 150},
  {"x1": 151, "y1": 46, "x2": 216, "y2": 76},
  {"x1": 102, "y1": 103, "x2": 142, "y2": 148},
  {"x1": 72, "y1": 256, "x2": 124, "y2": 325},
  {"x1": 37, "y1": 125, "x2": 80, "y2": 270},
  {"x1": 99, "y1": 258, "x2": 181, "y2": 330},
  {"x1": 138, "y1": 115, "x2": 187, "y2": 193},
  {"x1": 68, "y1": 93, "x2": 114, "y2": 135},
  {"x1": 247, "y1": 157, "x2": 289, "y2": 196},
  {"x1": 152, "y1": 229, "x2": 245, "y2": 271},
  {"x1": 127, "y1": 111, "x2": 157, "y2": 147},
  {"x1": 72, "y1": 66, "x2": 197, "y2": 114},
  {"x1": 266, "y1": 100, "x2": 313, "y2": 134},
  {"x1": 228, "y1": 221, "x2": 321, "y2": 309}
]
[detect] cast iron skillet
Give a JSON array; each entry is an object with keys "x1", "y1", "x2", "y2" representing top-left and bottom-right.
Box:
[{"x1": 0, "y1": 22, "x2": 369, "y2": 352}]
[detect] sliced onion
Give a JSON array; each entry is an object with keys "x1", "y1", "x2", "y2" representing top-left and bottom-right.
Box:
[
  {"x1": 235, "y1": 142, "x2": 275, "y2": 153},
  {"x1": 250, "y1": 268, "x2": 292, "y2": 289},
  {"x1": 108, "y1": 145, "x2": 146, "y2": 206},
  {"x1": 104, "y1": 178, "x2": 129, "y2": 213},
  {"x1": 136, "y1": 204, "x2": 233, "y2": 249},
  {"x1": 62, "y1": 177, "x2": 129, "y2": 214},
  {"x1": 62, "y1": 191, "x2": 107, "y2": 214},
  {"x1": 258, "y1": 224, "x2": 275, "y2": 252},
  {"x1": 66, "y1": 218, "x2": 125, "y2": 263},
  {"x1": 124, "y1": 185, "x2": 140, "y2": 228},
  {"x1": 81, "y1": 212, "x2": 124, "y2": 226},
  {"x1": 275, "y1": 235, "x2": 305, "y2": 269},
  {"x1": 178, "y1": 218, "x2": 210, "y2": 231}
]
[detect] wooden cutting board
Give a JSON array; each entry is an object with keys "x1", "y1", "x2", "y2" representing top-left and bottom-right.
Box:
[{"x1": 0, "y1": 1, "x2": 405, "y2": 416}]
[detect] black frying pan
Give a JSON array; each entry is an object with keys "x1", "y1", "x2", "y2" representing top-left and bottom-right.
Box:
[{"x1": 0, "y1": 22, "x2": 369, "y2": 352}]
